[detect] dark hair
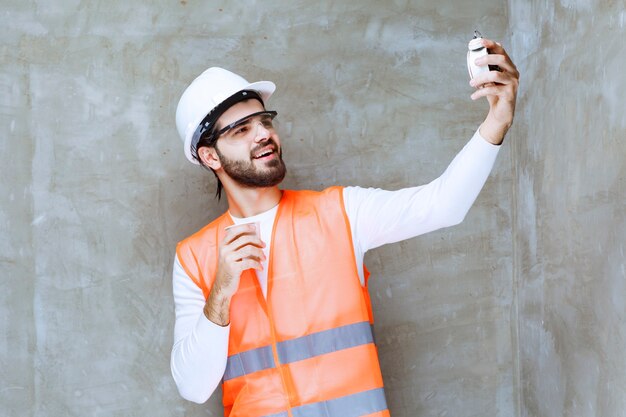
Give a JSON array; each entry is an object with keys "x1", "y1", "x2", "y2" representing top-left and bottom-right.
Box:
[{"x1": 191, "y1": 131, "x2": 224, "y2": 200}]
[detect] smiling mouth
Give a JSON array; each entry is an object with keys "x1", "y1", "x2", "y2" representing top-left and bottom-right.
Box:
[
  {"x1": 253, "y1": 148, "x2": 277, "y2": 159},
  {"x1": 254, "y1": 151, "x2": 273, "y2": 159}
]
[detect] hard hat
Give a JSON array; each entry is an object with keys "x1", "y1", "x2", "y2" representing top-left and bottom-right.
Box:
[{"x1": 175, "y1": 67, "x2": 276, "y2": 164}]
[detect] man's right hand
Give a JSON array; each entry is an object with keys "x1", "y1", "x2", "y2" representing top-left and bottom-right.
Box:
[{"x1": 204, "y1": 224, "x2": 266, "y2": 326}]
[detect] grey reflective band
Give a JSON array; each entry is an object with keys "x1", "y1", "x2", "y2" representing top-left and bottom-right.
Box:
[
  {"x1": 293, "y1": 388, "x2": 387, "y2": 417},
  {"x1": 276, "y1": 321, "x2": 374, "y2": 364},
  {"x1": 263, "y1": 413, "x2": 288, "y2": 417},
  {"x1": 260, "y1": 388, "x2": 388, "y2": 417},
  {"x1": 224, "y1": 321, "x2": 374, "y2": 381},
  {"x1": 223, "y1": 345, "x2": 275, "y2": 381}
]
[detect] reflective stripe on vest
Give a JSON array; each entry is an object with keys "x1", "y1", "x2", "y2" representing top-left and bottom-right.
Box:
[
  {"x1": 224, "y1": 321, "x2": 374, "y2": 381},
  {"x1": 261, "y1": 388, "x2": 387, "y2": 417},
  {"x1": 223, "y1": 345, "x2": 275, "y2": 381}
]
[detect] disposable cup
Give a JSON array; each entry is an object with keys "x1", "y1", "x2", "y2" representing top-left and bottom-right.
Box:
[{"x1": 225, "y1": 222, "x2": 261, "y2": 239}]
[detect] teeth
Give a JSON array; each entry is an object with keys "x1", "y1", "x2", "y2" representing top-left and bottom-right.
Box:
[{"x1": 255, "y1": 150, "x2": 273, "y2": 158}]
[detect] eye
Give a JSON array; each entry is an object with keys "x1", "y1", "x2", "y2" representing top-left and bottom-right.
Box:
[
  {"x1": 261, "y1": 118, "x2": 274, "y2": 129},
  {"x1": 233, "y1": 124, "x2": 250, "y2": 136}
]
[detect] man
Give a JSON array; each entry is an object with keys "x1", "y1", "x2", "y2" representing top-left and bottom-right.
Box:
[{"x1": 171, "y1": 38, "x2": 519, "y2": 417}]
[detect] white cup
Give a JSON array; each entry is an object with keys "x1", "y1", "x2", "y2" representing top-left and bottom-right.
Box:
[{"x1": 225, "y1": 222, "x2": 261, "y2": 239}]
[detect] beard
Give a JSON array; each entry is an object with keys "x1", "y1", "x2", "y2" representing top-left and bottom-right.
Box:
[{"x1": 214, "y1": 139, "x2": 287, "y2": 188}]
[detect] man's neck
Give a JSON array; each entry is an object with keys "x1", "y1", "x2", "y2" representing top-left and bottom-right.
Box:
[{"x1": 224, "y1": 185, "x2": 282, "y2": 218}]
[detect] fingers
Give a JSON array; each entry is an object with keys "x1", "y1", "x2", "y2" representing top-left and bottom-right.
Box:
[
  {"x1": 220, "y1": 224, "x2": 267, "y2": 274},
  {"x1": 470, "y1": 72, "x2": 519, "y2": 101},
  {"x1": 222, "y1": 237, "x2": 266, "y2": 268},
  {"x1": 470, "y1": 68, "x2": 516, "y2": 88},
  {"x1": 474, "y1": 38, "x2": 519, "y2": 79},
  {"x1": 226, "y1": 244, "x2": 266, "y2": 264},
  {"x1": 229, "y1": 233, "x2": 265, "y2": 251},
  {"x1": 470, "y1": 83, "x2": 517, "y2": 101},
  {"x1": 238, "y1": 258, "x2": 264, "y2": 272},
  {"x1": 223, "y1": 223, "x2": 262, "y2": 245},
  {"x1": 480, "y1": 38, "x2": 507, "y2": 56},
  {"x1": 470, "y1": 84, "x2": 501, "y2": 100},
  {"x1": 474, "y1": 53, "x2": 519, "y2": 78},
  {"x1": 469, "y1": 39, "x2": 520, "y2": 101}
]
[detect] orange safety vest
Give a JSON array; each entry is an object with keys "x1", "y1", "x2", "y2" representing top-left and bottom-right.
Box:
[{"x1": 177, "y1": 187, "x2": 390, "y2": 417}]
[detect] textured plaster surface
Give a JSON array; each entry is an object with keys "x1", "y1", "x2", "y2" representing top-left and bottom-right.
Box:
[
  {"x1": 509, "y1": 2, "x2": 626, "y2": 417},
  {"x1": 5, "y1": 1, "x2": 622, "y2": 417}
]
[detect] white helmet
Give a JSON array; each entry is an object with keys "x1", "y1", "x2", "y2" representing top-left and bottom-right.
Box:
[{"x1": 175, "y1": 67, "x2": 276, "y2": 164}]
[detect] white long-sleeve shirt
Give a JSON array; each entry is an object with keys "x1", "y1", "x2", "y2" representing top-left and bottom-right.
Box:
[{"x1": 171, "y1": 130, "x2": 501, "y2": 403}]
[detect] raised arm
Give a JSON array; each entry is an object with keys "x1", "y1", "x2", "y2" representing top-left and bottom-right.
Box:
[
  {"x1": 345, "y1": 38, "x2": 518, "y2": 258},
  {"x1": 344, "y1": 129, "x2": 500, "y2": 256}
]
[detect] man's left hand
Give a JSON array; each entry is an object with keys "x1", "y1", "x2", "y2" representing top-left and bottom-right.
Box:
[{"x1": 469, "y1": 38, "x2": 520, "y2": 145}]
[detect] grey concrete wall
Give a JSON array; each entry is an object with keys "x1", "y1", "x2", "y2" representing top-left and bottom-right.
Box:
[
  {"x1": 509, "y1": 1, "x2": 626, "y2": 417},
  {"x1": 9, "y1": 1, "x2": 610, "y2": 416}
]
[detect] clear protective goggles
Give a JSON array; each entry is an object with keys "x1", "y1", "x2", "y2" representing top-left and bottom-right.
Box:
[{"x1": 214, "y1": 110, "x2": 278, "y2": 143}]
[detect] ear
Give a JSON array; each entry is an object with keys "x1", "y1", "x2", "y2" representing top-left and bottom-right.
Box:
[{"x1": 198, "y1": 146, "x2": 221, "y2": 170}]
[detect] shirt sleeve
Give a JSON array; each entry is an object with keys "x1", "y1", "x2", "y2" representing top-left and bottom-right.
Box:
[
  {"x1": 344, "y1": 129, "x2": 501, "y2": 262},
  {"x1": 170, "y1": 254, "x2": 230, "y2": 403}
]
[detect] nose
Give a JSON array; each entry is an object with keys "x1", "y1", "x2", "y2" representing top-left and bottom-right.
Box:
[{"x1": 253, "y1": 121, "x2": 271, "y2": 142}]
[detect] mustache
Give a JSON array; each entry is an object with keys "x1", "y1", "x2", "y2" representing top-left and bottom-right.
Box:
[{"x1": 250, "y1": 139, "x2": 280, "y2": 156}]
